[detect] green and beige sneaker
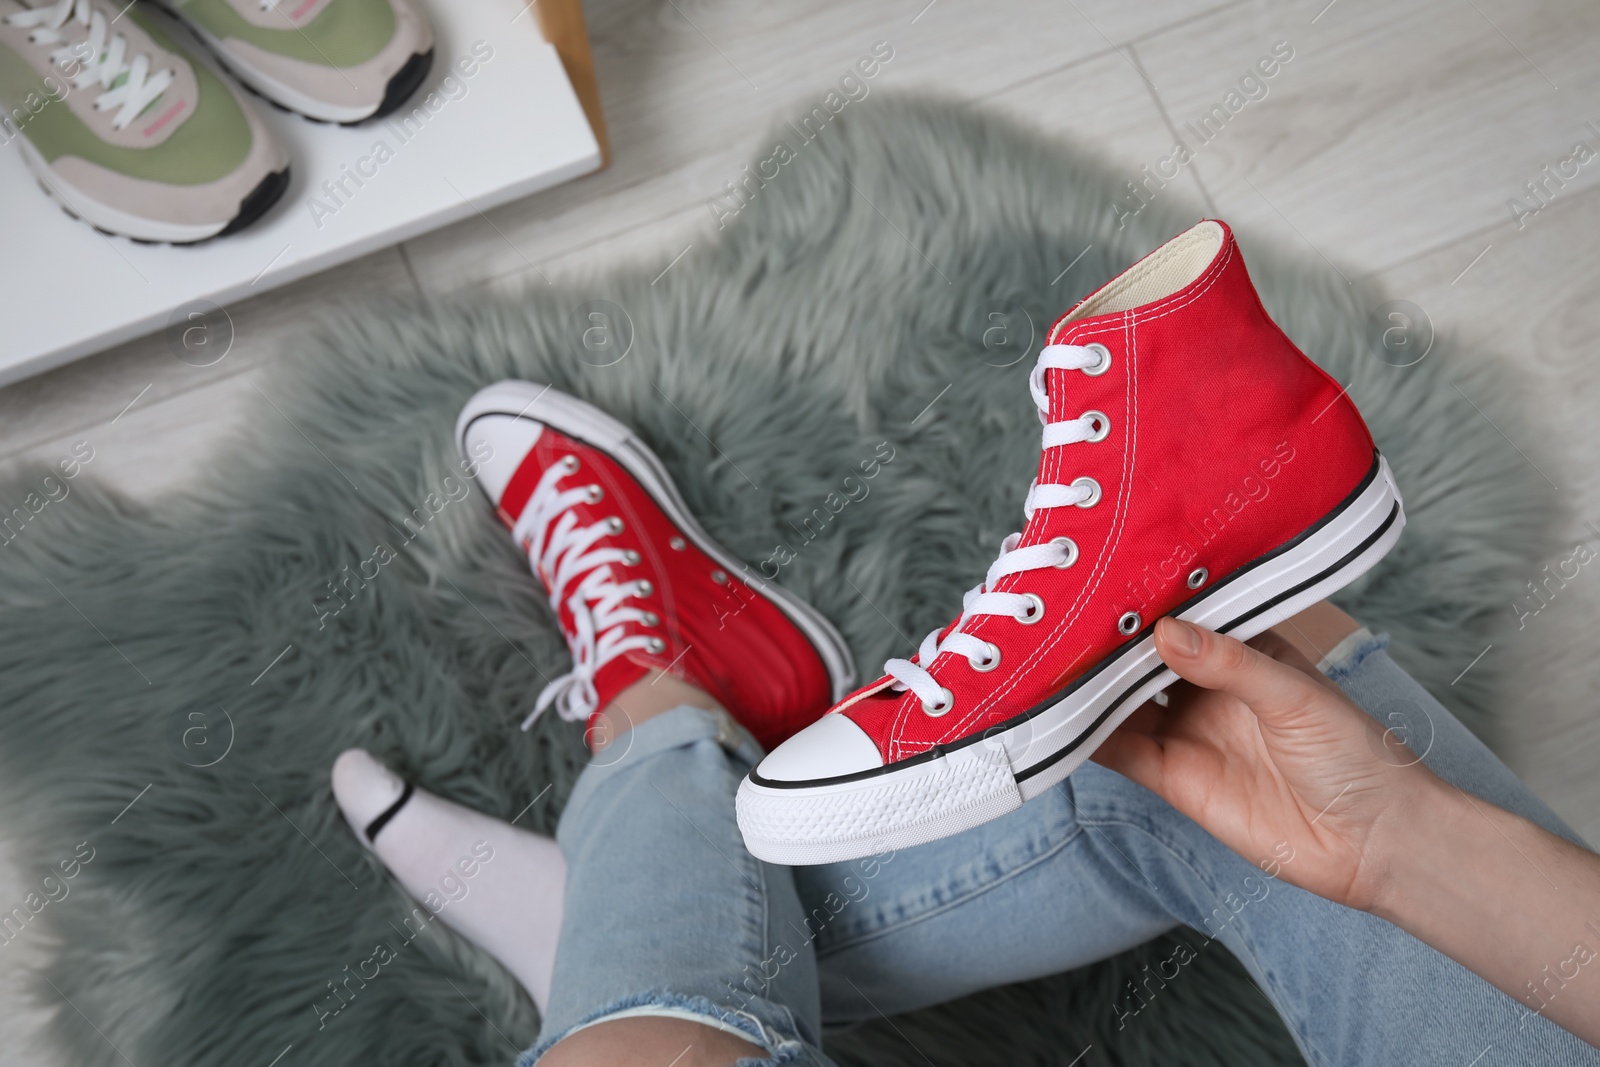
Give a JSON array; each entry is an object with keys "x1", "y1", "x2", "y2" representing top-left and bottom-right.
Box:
[
  {"x1": 2, "y1": 0, "x2": 289, "y2": 243},
  {"x1": 158, "y1": 0, "x2": 433, "y2": 125}
]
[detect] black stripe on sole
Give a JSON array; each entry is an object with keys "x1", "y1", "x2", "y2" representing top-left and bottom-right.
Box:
[
  {"x1": 364, "y1": 781, "x2": 415, "y2": 842},
  {"x1": 748, "y1": 451, "x2": 1388, "y2": 791},
  {"x1": 213, "y1": 166, "x2": 291, "y2": 240},
  {"x1": 1011, "y1": 498, "x2": 1400, "y2": 783},
  {"x1": 360, "y1": 50, "x2": 434, "y2": 124}
]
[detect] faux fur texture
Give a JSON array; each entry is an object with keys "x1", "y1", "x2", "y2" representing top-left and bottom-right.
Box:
[{"x1": 0, "y1": 96, "x2": 1557, "y2": 1067}]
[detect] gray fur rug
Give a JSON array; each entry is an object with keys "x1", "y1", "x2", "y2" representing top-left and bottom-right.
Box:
[{"x1": 0, "y1": 96, "x2": 1557, "y2": 1067}]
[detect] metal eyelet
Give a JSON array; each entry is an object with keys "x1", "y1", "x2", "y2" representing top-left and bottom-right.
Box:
[
  {"x1": 968, "y1": 643, "x2": 1002, "y2": 673},
  {"x1": 605, "y1": 517, "x2": 624, "y2": 534},
  {"x1": 640, "y1": 611, "x2": 660, "y2": 627},
  {"x1": 621, "y1": 549, "x2": 642, "y2": 565},
  {"x1": 1187, "y1": 567, "x2": 1209, "y2": 590},
  {"x1": 669, "y1": 537, "x2": 687, "y2": 551},
  {"x1": 1081, "y1": 410, "x2": 1110, "y2": 443},
  {"x1": 1072, "y1": 477, "x2": 1102, "y2": 508},
  {"x1": 645, "y1": 637, "x2": 666, "y2": 654},
  {"x1": 1052, "y1": 537, "x2": 1079, "y2": 568},
  {"x1": 710, "y1": 569, "x2": 728, "y2": 584},
  {"x1": 559, "y1": 455, "x2": 580, "y2": 473},
  {"x1": 634, "y1": 579, "x2": 653, "y2": 597},
  {"x1": 584, "y1": 484, "x2": 604, "y2": 503},
  {"x1": 923, "y1": 688, "x2": 956, "y2": 717},
  {"x1": 1118, "y1": 611, "x2": 1142, "y2": 635},
  {"x1": 1015, "y1": 593, "x2": 1046, "y2": 625},
  {"x1": 1081, "y1": 343, "x2": 1112, "y2": 377}
]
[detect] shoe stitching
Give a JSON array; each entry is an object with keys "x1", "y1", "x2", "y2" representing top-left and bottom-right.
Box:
[
  {"x1": 1095, "y1": 238, "x2": 1236, "y2": 331},
  {"x1": 1046, "y1": 228, "x2": 1227, "y2": 345},
  {"x1": 950, "y1": 309, "x2": 1136, "y2": 734},
  {"x1": 931, "y1": 301, "x2": 1144, "y2": 737},
  {"x1": 1076, "y1": 813, "x2": 1310, "y2": 1058},
  {"x1": 886, "y1": 241, "x2": 1234, "y2": 757}
]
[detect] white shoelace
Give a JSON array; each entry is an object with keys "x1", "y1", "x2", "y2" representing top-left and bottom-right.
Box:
[
  {"x1": 884, "y1": 342, "x2": 1110, "y2": 715},
  {"x1": 7, "y1": 0, "x2": 176, "y2": 131},
  {"x1": 513, "y1": 458, "x2": 660, "y2": 730}
]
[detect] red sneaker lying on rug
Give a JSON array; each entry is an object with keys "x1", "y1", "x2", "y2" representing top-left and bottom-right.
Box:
[
  {"x1": 736, "y1": 219, "x2": 1405, "y2": 864},
  {"x1": 456, "y1": 384, "x2": 855, "y2": 751}
]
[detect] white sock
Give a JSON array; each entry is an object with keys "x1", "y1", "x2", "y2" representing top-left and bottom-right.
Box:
[{"x1": 331, "y1": 749, "x2": 566, "y2": 1013}]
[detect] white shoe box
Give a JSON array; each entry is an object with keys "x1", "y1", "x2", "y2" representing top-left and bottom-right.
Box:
[{"x1": 0, "y1": 0, "x2": 601, "y2": 386}]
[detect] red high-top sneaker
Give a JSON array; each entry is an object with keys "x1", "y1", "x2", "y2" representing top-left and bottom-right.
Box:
[
  {"x1": 737, "y1": 220, "x2": 1404, "y2": 864},
  {"x1": 456, "y1": 383, "x2": 855, "y2": 751}
]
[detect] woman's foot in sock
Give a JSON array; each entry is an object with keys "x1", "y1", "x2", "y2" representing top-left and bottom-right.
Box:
[{"x1": 330, "y1": 749, "x2": 565, "y2": 1013}]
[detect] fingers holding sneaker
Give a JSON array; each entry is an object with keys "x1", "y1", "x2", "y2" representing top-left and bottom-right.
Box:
[
  {"x1": 1095, "y1": 617, "x2": 1443, "y2": 913},
  {"x1": 736, "y1": 220, "x2": 1404, "y2": 865},
  {"x1": 1156, "y1": 618, "x2": 1347, "y2": 723}
]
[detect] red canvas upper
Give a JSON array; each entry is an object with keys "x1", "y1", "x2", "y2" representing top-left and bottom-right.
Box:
[
  {"x1": 835, "y1": 220, "x2": 1376, "y2": 763},
  {"x1": 495, "y1": 426, "x2": 836, "y2": 752}
]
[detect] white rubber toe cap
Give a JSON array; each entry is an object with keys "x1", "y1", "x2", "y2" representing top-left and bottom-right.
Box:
[
  {"x1": 330, "y1": 748, "x2": 407, "y2": 847},
  {"x1": 460, "y1": 414, "x2": 543, "y2": 506},
  {"x1": 755, "y1": 713, "x2": 883, "y2": 783}
]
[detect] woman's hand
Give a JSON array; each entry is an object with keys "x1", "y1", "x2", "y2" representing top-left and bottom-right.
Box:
[
  {"x1": 1095, "y1": 616, "x2": 1600, "y2": 1048},
  {"x1": 1092, "y1": 617, "x2": 1440, "y2": 912}
]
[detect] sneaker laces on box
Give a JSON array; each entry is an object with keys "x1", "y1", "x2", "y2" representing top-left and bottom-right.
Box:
[{"x1": 7, "y1": 0, "x2": 176, "y2": 131}]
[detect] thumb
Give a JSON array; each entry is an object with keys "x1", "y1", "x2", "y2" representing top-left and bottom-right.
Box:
[{"x1": 1153, "y1": 617, "x2": 1327, "y2": 725}]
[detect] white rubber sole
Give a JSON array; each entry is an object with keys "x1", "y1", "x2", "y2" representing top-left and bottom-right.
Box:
[
  {"x1": 455, "y1": 381, "x2": 858, "y2": 703},
  {"x1": 184, "y1": 22, "x2": 380, "y2": 124},
  {"x1": 16, "y1": 137, "x2": 229, "y2": 243},
  {"x1": 139, "y1": 0, "x2": 382, "y2": 122},
  {"x1": 737, "y1": 455, "x2": 1405, "y2": 865}
]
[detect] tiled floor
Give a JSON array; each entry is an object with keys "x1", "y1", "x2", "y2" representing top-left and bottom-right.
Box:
[{"x1": 3, "y1": 0, "x2": 1598, "y2": 1059}]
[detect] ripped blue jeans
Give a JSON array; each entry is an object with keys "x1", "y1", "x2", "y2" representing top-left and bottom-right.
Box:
[{"x1": 521, "y1": 634, "x2": 1600, "y2": 1066}]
